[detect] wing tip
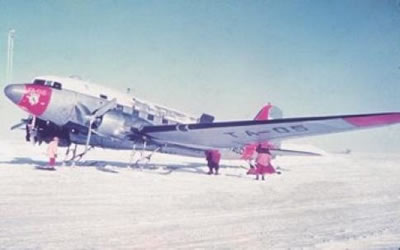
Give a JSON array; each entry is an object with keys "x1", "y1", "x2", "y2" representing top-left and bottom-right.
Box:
[{"x1": 344, "y1": 113, "x2": 400, "y2": 127}]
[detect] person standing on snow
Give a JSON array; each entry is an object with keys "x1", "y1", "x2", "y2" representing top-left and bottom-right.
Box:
[
  {"x1": 255, "y1": 145, "x2": 276, "y2": 181},
  {"x1": 205, "y1": 150, "x2": 221, "y2": 175},
  {"x1": 47, "y1": 136, "x2": 59, "y2": 168}
]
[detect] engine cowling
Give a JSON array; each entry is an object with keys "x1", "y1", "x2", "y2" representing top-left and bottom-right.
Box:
[{"x1": 94, "y1": 110, "x2": 151, "y2": 138}]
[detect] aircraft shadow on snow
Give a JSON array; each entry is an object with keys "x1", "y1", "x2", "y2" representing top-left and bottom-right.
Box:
[
  {"x1": 0, "y1": 157, "x2": 48, "y2": 166},
  {"x1": 0, "y1": 157, "x2": 245, "y2": 175},
  {"x1": 78, "y1": 161, "x2": 245, "y2": 175}
]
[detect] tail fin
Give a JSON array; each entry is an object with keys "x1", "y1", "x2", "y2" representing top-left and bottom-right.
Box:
[
  {"x1": 253, "y1": 103, "x2": 283, "y2": 120},
  {"x1": 241, "y1": 104, "x2": 283, "y2": 160}
]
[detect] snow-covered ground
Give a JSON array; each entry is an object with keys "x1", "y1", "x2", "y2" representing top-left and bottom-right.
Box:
[{"x1": 0, "y1": 140, "x2": 400, "y2": 249}]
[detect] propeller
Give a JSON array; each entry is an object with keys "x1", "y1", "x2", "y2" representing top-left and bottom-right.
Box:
[
  {"x1": 74, "y1": 102, "x2": 92, "y2": 124},
  {"x1": 10, "y1": 118, "x2": 31, "y2": 130},
  {"x1": 10, "y1": 116, "x2": 37, "y2": 143},
  {"x1": 84, "y1": 98, "x2": 117, "y2": 153}
]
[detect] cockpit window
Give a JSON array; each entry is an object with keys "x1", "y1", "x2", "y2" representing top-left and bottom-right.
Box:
[
  {"x1": 33, "y1": 79, "x2": 45, "y2": 85},
  {"x1": 34, "y1": 79, "x2": 62, "y2": 89},
  {"x1": 53, "y1": 82, "x2": 62, "y2": 90}
]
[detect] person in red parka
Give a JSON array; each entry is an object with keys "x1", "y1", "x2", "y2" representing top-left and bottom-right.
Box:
[
  {"x1": 205, "y1": 150, "x2": 221, "y2": 175},
  {"x1": 255, "y1": 145, "x2": 276, "y2": 181}
]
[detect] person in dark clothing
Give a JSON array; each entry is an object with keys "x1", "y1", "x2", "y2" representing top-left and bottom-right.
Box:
[
  {"x1": 25, "y1": 124, "x2": 31, "y2": 142},
  {"x1": 205, "y1": 150, "x2": 221, "y2": 175}
]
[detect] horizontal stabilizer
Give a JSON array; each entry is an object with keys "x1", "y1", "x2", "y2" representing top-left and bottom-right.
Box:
[{"x1": 270, "y1": 148, "x2": 322, "y2": 156}]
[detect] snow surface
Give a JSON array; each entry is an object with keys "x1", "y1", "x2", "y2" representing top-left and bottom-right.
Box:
[{"x1": 0, "y1": 140, "x2": 400, "y2": 249}]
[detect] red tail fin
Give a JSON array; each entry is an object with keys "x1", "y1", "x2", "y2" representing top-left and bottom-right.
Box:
[
  {"x1": 253, "y1": 104, "x2": 272, "y2": 120},
  {"x1": 241, "y1": 104, "x2": 282, "y2": 160},
  {"x1": 254, "y1": 103, "x2": 283, "y2": 121}
]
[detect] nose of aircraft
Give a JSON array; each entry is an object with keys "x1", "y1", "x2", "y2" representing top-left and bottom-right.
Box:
[{"x1": 4, "y1": 84, "x2": 25, "y2": 104}]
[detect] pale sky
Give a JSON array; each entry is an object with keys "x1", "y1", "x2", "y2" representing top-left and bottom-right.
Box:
[{"x1": 1, "y1": 0, "x2": 399, "y2": 152}]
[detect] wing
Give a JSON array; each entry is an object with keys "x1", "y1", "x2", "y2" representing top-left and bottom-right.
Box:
[{"x1": 139, "y1": 112, "x2": 400, "y2": 149}]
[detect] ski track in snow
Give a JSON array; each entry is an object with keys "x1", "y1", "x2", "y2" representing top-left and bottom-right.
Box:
[{"x1": 0, "y1": 140, "x2": 400, "y2": 249}]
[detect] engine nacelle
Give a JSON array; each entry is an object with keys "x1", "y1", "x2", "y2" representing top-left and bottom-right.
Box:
[
  {"x1": 95, "y1": 110, "x2": 151, "y2": 138},
  {"x1": 26, "y1": 118, "x2": 71, "y2": 146}
]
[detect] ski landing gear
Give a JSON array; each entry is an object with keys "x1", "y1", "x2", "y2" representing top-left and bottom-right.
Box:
[
  {"x1": 62, "y1": 144, "x2": 94, "y2": 167},
  {"x1": 128, "y1": 141, "x2": 161, "y2": 169}
]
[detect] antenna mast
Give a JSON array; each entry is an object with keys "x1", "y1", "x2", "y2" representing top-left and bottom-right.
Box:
[{"x1": 6, "y1": 29, "x2": 15, "y2": 83}]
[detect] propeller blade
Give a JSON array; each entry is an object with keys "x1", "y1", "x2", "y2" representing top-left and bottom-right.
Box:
[
  {"x1": 10, "y1": 122, "x2": 26, "y2": 130},
  {"x1": 74, "y1": 102, "x2": 92, "y2": 124},
  {"x1": 10, "y1": 118, "x2": 31, "y2": 130},
  {"x1": 91, "y1": 98, "x2": 117, "y2": 119}
]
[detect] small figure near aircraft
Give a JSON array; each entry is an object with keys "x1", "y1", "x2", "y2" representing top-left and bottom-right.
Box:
[
  {"x1": 46, "y1": 136, "x2": 59, "y2": 170},
  {"x1": 4, "y1": 76, "x2": 400, "y2": 172},
  {"x1": 205, "y1": 150, "x2": 221, "y2": 175}
]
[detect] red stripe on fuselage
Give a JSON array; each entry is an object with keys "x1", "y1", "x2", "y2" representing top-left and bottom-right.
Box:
[{"x1": 18, "y1": 84, "x2": 52, "y2": 116}]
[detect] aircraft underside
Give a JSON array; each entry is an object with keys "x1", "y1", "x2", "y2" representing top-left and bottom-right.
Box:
[{"x1": 27, "y1": 117, "x2": 209, "y2": 159}]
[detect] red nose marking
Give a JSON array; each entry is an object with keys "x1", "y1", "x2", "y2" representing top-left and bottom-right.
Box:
[{"x1": 18, "y1": 84, "x2": 52, "y2": 116}]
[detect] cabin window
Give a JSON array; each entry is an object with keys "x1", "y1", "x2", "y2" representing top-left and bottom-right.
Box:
[
  {"x1": 53, "y1": 82, "x2": 62, "y2": 90},
  {"x1": 162, "y1": 118, "x2": 168, "y2": 124},
  {"x1": 147, "y1": 114, "x2": 154, "y2": 121},
  {"x1": 100, "y1": 94, "x2": 108, "y2": 99},
  {"x1": 33, "y1": 79, "x2": 45, "y2": 85},
  {"x1": 132, "y1": 109, "x2": 139, "y2": 117}
]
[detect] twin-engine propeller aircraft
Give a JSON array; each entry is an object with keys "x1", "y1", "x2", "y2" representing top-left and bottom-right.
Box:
[{"x1": 4, "y1": 76, "x2": 400, "y2": 165}]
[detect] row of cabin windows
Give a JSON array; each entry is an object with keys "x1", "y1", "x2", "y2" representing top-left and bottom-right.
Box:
[
  {"x1": 98, "y1": 93, "x2": 171, "y2": 124},
  {"x1": 131, "y1": 105, "x2": 169, "y2": 124},
  {"x1": 98, "y1": 94, "x2": 169, "y2": 123},
  {"x1": 100, "y1": 94, "x2": 173, "y2": 124},
  {"x1": 147, "y1": 114, "x2": 169, "y2": 124},
  {"x1": 112, "y1": 103, "x2": 169, "y2": 124}
]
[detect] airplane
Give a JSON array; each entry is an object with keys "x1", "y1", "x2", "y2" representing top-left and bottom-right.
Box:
[{"x1": 4, "y1": 75, "x2": 400, "y2": 165}]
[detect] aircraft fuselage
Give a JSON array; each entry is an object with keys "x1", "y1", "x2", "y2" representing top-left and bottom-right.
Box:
[{"x1": 4, "y1": 79, "x2": 212, "y2": 158}]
